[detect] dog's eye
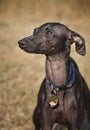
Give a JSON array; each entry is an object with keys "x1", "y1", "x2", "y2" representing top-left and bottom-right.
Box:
[{"x1": 46, "y1": 31, "x2": 52, "y2": 36}]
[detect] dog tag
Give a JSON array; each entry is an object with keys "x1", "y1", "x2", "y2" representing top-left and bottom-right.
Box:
[{"x1": 47, "y1": 90, "x2": 59, "y2": 108}]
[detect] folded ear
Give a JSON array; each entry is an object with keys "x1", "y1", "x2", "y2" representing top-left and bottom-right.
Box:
[{"x1": 68, "y1": 30, "x2": 86, "y2": 56}]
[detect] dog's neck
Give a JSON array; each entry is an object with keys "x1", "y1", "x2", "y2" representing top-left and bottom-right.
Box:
[{"x1": 46, "y1": 53, "x2": 68, "y2": 86}]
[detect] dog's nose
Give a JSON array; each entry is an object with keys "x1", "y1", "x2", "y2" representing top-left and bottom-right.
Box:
[{"x1": 18, "y1": 40, "x2": 27, "y2": 48}]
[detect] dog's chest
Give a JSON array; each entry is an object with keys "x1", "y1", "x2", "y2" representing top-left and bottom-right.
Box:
[{"x1": 47, "y1": 89, "x2": 77, "y2": 122}]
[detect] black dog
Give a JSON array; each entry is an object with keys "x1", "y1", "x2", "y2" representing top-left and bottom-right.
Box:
[{"x1": 18, "y1": 23, "x2": 90, "y2": 130}]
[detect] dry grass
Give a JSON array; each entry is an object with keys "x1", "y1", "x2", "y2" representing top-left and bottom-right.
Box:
[{"x1": 0, "y1": 0, "x2": 90, "y2": 129}]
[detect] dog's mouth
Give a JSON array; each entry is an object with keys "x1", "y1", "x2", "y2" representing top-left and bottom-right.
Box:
[
  {"x1": 19, "y1": 44, "x2": 59, "y2": 56},
  {"x1": 19, "y1": 44, "x2": 34, "y2": 53},
  {"x1": 18, "y1": 39, "x2": 59, "y2": 55},
  {"x1": 18, "y1": 43, "x2": 44, "y2": 54}
]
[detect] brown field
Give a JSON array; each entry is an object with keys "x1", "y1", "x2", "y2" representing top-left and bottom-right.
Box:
[{"x1": 0, "y1": 0, "x2": 90, "y2": 129}]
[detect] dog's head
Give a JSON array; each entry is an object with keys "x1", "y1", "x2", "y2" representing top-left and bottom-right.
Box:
[{"x1": 18, "y1": 22, "x2": 86, "y2": 56}]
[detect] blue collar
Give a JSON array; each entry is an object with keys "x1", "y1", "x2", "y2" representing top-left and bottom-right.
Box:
[{"x1": 46, "y1": 60, "x2": 75, "y2": 91}]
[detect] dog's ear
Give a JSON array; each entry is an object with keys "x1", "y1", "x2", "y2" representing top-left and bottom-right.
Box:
[{"x1": 68, "y1": 30, "x2": 86, "y2": 56}]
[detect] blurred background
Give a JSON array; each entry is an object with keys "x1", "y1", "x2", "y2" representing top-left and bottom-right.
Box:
[{"x1": 0, "y1": 0, "x2": 90, "y2": 129}]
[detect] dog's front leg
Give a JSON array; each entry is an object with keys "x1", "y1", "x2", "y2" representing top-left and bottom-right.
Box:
[
  {"x1": 41, "y1": 104, "x2": 53, "y2": 130},
  {"x1": 33, "y1": 106, "x2": 41, "y2": 130}
]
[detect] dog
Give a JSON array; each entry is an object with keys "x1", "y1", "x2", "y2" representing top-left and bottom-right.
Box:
[{"x1": 18, "y1": 22, "x2": 90, "y2": 130}]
